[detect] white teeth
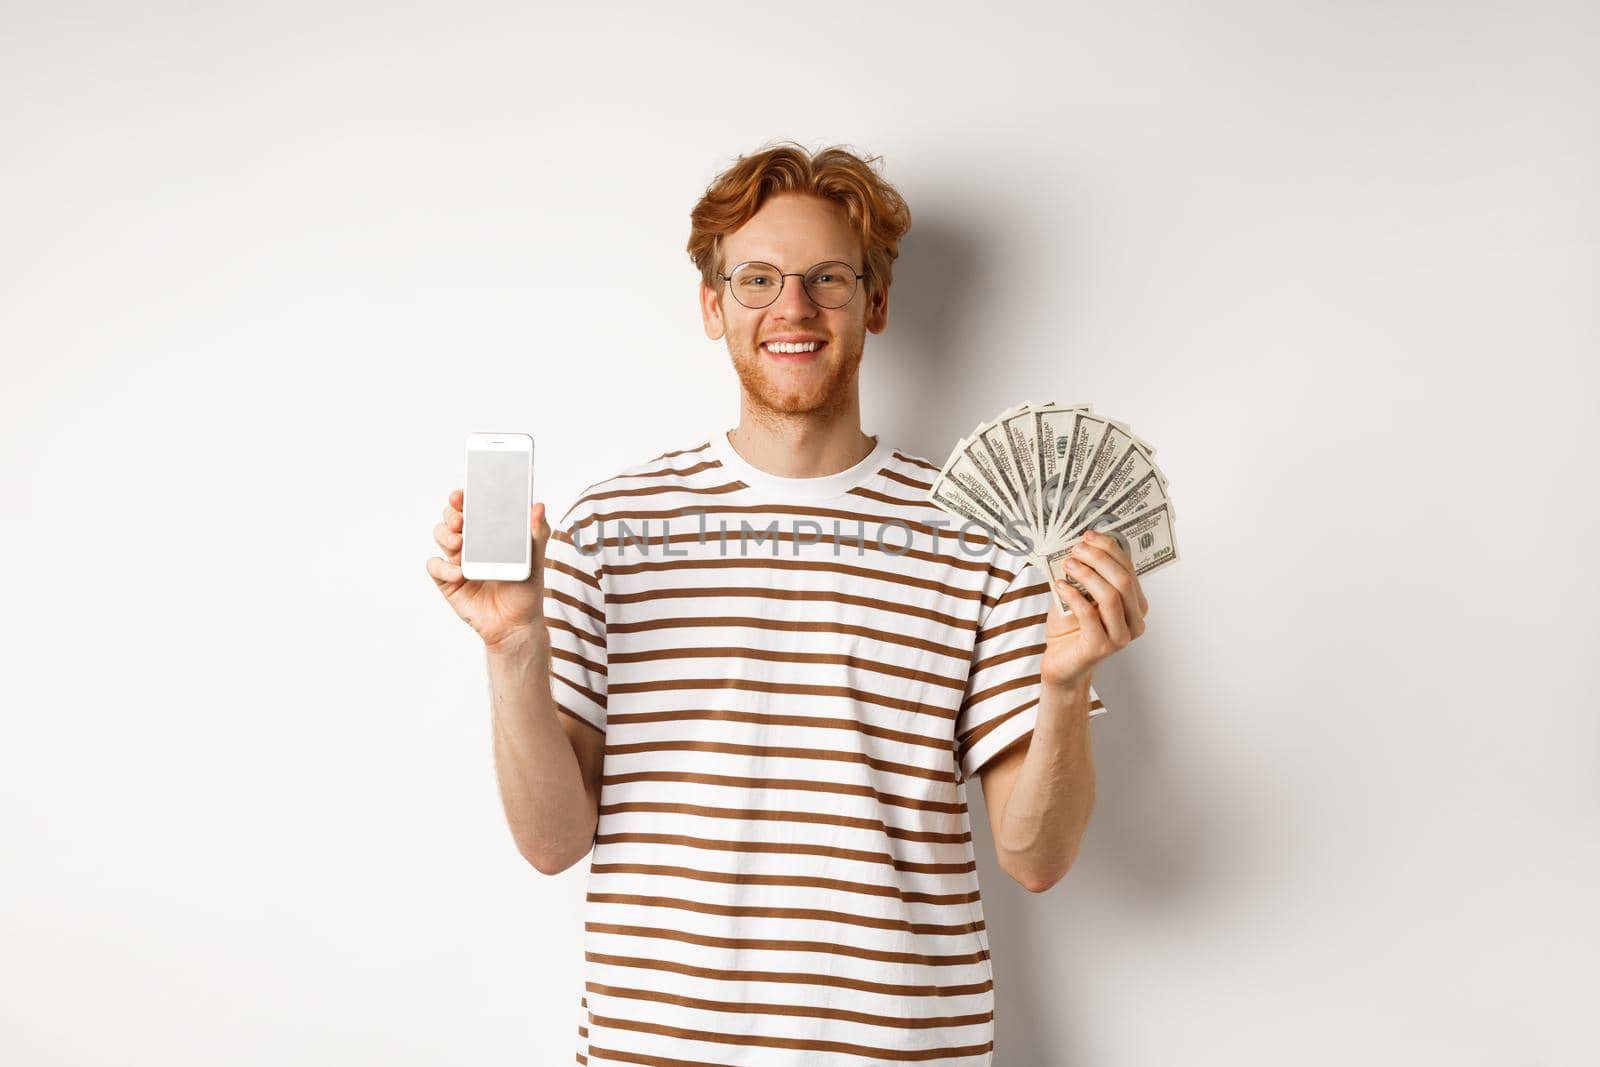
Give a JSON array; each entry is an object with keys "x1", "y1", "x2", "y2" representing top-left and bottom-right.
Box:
[{"x1": 766, "y1": 341, "x2": 821, "y2": 353}]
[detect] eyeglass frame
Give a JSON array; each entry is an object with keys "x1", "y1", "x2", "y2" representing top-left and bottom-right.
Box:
[{"x1": 715, "y1": 259, "x2": 868, "y2": 310}]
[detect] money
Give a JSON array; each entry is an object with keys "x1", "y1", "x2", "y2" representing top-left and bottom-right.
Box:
[{"x1": 929, "y1": 402, "x2": 1180, "y2": 614}]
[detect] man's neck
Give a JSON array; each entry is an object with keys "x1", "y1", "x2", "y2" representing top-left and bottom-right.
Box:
[{"x1": 725, "y1": 406, "x2": 876, "y2": 480}]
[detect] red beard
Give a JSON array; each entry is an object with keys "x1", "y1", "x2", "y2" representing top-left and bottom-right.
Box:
[{"x1": 729, "y1": 335, "x2": 864, "y2": 419}]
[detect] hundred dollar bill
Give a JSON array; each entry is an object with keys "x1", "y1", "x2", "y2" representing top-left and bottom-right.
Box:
[
  {"x1": 1064, "y1": 440, "x2": 1167, "y2": 535},
  {"x1": 936, "y1": 439, "x2": 1036, "y2": 555},
  {"x1": 1076, "y1": 467, "x2": 1169, "y2": 537},
  {"x1": 935, "y1": 401, "x2": 1178, "y2": 602},
  {"x1": 927, "y1": 473, "x2": 1031, "y2": 556},
  {"x1": 999, "y1": 402, "x2": 1050, "y2": 540},
  {"x1": 1045, "y1": 409, "x2": 1113, "y2": 538},
  {"x1": 959, "y1": 430, "x2": 1033, "y2": 546},
  {"x1": 1044, "y1": 500, "x2": 1180, "y2": 611},
  {"x1": 1053, "y1": 419, "x2": 1138, "y2": 540},
  {"x1": 1031, "y1": 405, "x2": 1097, "y2": 539},
  {"x1": 975, "y1": 408, "x2": 1037, "y2": 545},
  {"x1": 1098, "y1": 499, "x2": 1179, "y2": 577}
]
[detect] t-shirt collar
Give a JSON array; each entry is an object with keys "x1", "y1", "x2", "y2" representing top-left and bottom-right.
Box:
[{"x1": 706, "y1": 429, "x2": 892, "y2": 501}]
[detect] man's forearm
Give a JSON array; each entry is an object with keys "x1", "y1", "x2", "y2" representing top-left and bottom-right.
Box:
[
  {"x1": 994, "y1": 678, "x2": 1097, "y2": 891},
  {"x1": 485, "y1": 631, "x2": 595, "y2": 872}
]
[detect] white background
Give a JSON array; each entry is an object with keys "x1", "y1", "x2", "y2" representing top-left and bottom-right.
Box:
[{"x1": 3, "y1": 2, "x2": 1596, "y2": 1063}]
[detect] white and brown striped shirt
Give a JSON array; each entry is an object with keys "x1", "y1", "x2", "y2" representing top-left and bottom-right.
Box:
[{"x1": 543, "y1": 430, "x2": 1109, "y2": 1065}]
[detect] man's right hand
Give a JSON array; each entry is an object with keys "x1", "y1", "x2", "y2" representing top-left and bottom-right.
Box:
[{"x1": 426, "y1": 488, "x2": 552, "y2": 652}]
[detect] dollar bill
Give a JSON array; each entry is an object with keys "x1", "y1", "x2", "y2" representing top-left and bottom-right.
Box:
[
  {"x1": 973, "y1": 409, "x2": 1038, "y2": 544},
  {"x1": 928, "y1": 401, "x2": 1179, "y2": 615},
  {"x1": 1032, "y1": 405, "x2": 1103, "y2": 538},
  {"x1": 1053, "y1": 420, "x2": 1135, "y2": 540},
  {"x1": 1046, "y1": 410, "x2": 1112, "y2": 537},
  {"x1": 927, "y1": 474, "x2": 1030, "y2": 555},
  {"x1": 1045, "y1": 500, "x2": 1180, "y2": 611},
  {"x1": 1000, "y1": 402, "x2": 1049, "y2": 539},
  {"x1": 1063, "y1": 439, "x2": 1166, "y2": 534},
  {"x1": 932, "y1": 439, "x2": 1035, "y2": 554}
]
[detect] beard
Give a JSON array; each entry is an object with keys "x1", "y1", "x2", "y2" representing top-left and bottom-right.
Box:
[{"x1": 727, "y1": 328, "x2": 865, "y2": 420}]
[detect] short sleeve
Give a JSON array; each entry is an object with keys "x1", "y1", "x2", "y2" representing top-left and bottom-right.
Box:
[
  {"x1": 541, "y1": 516, "x2": 608, "y2": 734},
  {"x1": 954, "y1": 555, "x2": 1109, "y2": 782}
]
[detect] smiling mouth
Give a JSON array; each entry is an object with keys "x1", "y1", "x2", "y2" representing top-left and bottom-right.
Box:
[{"x1": 762, "y1": 341, "x2": 828, "y2": 360}]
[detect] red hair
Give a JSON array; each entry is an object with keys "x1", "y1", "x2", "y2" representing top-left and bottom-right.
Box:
[{"x1": 687, "y1": 140, "x2": 912, "y2": 303}]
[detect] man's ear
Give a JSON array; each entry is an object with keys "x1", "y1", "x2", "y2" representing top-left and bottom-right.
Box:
[
  {"x1": 700, "y1": 281, "x2": 726, "y2": 340},
  {"x1": 865, "y1": 280, "x2": 890, "y2": 334}
]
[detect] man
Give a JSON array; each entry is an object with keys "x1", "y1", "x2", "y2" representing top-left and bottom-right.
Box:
[{"x1": 427, "y1": 141, "x2": 1149, "y2": 1064}]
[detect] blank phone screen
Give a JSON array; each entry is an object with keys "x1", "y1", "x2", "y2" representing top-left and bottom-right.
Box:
[{"x1": 464, "y1": 449, "x2": 531, "y2": 564}]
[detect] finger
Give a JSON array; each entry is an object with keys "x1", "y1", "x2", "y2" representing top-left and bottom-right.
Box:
[
  {"x1": 433, "y1": 520, "x2": 461, "y2": 563},
  {"x1": 1055, "y1": 577, "x2": 1106, "y2": 644},
  {"x1": 425, "y1": 554, "x2": 462, "y2": 588},
  {"x1": 1070, "y1": 536, "x2": 1132, "y2": 588},
  {"x1": 1085, "y1": 529, "x2": 1147, "y2": 615},
  {"x1": 529, "y1": 502, "x2": 551, "y2": 582},
  {"x1": 531, "y1": 501, "x2": 551, "y2": 551},
  {"x1": 1045, "y1": 570, "x2": 1064, "y2": 621},
  {"x1": 1044, "y1": 569, "x2": 1079, "y2": 633},
  {"x1": 450, "y1": 488, "x2": 462, "y2": 509},
  {"x1": 1118, "y1": 568, "x2": 1148, "y2": 637},
  {"x1": 1074, "y1": 534, "x2": 1144, "y2": 635},
  {"x1": 1062, "y1": 548, "x2": 1129, "y2": 646}
]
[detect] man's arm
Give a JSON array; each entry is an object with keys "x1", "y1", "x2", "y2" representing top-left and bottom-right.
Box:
[
  {"x1": 979, "y1": 677, "x2": 1096, "y2": 893},
  {"x1": 487, "y1": 629, "x2": 604, "y2": 875},
  {"x1": 981, "y1": 527, "x2": 1147, "y2": 891}
]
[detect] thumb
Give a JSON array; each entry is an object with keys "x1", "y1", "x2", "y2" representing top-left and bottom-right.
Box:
[
  {"x1": 1045, "y1": 572, "x2": 1083, "y2": 638},
  {"x1": 531, "y1": 501, "x2": 551, "y2": 543}
]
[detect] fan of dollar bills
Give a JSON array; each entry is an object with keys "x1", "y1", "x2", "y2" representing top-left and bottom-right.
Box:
[{"x1": 928, "y1": 402, "x2": 1180, "y2": 609}]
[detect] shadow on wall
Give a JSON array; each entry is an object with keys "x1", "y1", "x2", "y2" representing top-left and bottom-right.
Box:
[
  {"x1": 870, "y1": 172, "x2": 1287, "y2": 1065},
  {"x1": 965, "y1": 659, "x2": 1249, "y2": 1065},
  {"x1": 866, "y1": 210, "x2": 992, "y2": 461}
]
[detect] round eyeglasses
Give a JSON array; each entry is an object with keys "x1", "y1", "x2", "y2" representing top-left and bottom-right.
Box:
[{"x1": 716, "y1": 260, "x2": 867, "y2": 310}]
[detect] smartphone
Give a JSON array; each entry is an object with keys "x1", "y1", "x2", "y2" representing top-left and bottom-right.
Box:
[{"x1": 461, "y1": 432, "x2": 534, "y2": 581}]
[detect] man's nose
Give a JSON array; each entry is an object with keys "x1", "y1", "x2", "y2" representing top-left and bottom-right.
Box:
[{"x1": 771, "y1": 275, "x2": 820, "y2": 317}]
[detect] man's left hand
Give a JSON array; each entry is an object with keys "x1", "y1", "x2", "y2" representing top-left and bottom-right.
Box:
[{"x1": 1041, "y1": 528, "x2": 1150, "y2": 691}]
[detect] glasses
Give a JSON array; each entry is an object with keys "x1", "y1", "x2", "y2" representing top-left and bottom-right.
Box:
[{"x1": 716, "y1": 260, "x2": 866, "y2": 310}]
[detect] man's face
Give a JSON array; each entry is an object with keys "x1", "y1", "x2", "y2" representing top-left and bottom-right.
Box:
[{"x1": 700, "y1": 193, "x2": 890, "y2": 419}]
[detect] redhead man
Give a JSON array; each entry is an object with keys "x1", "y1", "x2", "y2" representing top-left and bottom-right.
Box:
[{"x1": 427, "y1": 140, "x2": 1149, "y2": 1064}]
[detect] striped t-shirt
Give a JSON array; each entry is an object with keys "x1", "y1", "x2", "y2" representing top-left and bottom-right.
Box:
[{"x1": 542, "y1": 430, "x2": 1109, "y2": 1065}]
